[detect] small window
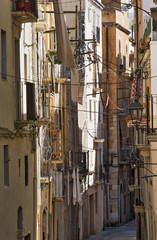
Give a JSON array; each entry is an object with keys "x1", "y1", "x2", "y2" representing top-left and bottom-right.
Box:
[
  {"x1": 1, "y1": 30, "x2": 7, "y2": 79},
  {"x1": 25, "y1": 156, "x2": 28, "y2": 186},
  {"x1": 123, "y1": 56, "x2": 126, "y2": 71},
  {"x1": 4, "y1": 145, "x2": 9, "y2": 186}
]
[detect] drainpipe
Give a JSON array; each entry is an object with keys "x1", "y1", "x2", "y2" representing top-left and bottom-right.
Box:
[
  {"x1": 106, "y1": 26, "x2": 110, "y2": 224},
  {"x1": 32, "y1": 22, "x2": 38, "y2": 240},
  {"x1": 135, "y1": 2, "x2": 141, "y2": 239}
]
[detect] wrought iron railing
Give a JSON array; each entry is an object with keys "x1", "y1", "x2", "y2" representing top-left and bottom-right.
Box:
[{"x1": 68, "y1": 151, "x2": 89, "y2": 174}]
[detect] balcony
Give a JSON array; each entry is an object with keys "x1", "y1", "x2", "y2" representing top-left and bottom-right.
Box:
[
  {"x1": 12, "y1": 0, "x2": 37, "y2": 23},
  {"x1": 69, "y1": 152, "x2": 89, "y2": 175}
]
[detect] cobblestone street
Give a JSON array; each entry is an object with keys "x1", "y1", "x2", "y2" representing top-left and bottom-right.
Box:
[{"x1": 87, "y1": 220, "x2": 136, "y2": 240}]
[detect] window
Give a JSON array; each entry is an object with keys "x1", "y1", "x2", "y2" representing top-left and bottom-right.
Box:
[
  {"x1": 123, "y1": 56, "x2": 126, "y2": 71},
  {"x1": 27, "y1": 82, "x2": 35, "y2": 120},
  {"x1": 1, "y1": 30, "x2": 7, "y2": 79},
  {"x1": 25, "y1": 234, "x2": 31, "y2": 240},
  {"x1": 17, "y1": 207, "x2": 23, "y2": 240},
  {"x1": 4, "y1": 145, "x2": 9, "y2": 186},
  {"x1": 89, "y1": 100, "x2": 92, "y2": 120},
  {"x1": 25, "y1": 156, "x2": 28, "y2": 186}
]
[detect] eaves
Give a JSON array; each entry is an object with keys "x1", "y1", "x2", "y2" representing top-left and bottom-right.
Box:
[
  {"x1": 102, "y1": 22, "x2": 130, "y2": 35},
  {"x1": 88, "y1": 0, "x2": 105, "y2": 11}
]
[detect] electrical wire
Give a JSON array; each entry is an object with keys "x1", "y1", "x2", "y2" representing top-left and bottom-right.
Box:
[{"x1": 111, "y1": 0, "x2": 151, "y2": 17}]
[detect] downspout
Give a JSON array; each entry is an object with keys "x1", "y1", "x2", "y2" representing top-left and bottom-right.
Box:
[
  {"x1": 135, "y1": 2, "x2": 141, "y2": 239},
  {"x1": 106, "y1": 26, "x2": 110, "y2": 224},
  {"x1": 117, "y1": 68, "x2": 120, "y2": 227},
  {"x1": 32, "y1": 22, "x2": 38, "y2": 240}
]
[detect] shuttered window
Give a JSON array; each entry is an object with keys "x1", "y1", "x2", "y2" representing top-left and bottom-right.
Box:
[
  {"x1": 27, "y1": 82, "x2": 35, "y2": 120},
  {"x1": 1, "y1": 30, "x2": 7, "y2": 79}
]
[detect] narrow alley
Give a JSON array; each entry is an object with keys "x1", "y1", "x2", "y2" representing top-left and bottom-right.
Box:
[{"x1": 88, "y1": 221, "x2": 136, "y2": 240}]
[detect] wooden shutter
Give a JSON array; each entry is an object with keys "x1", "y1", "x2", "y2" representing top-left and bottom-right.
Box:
[{"x1": 27, "y1": 82, "x2": 35, "y2": 120}]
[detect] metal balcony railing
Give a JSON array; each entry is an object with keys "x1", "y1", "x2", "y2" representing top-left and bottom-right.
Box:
[
  {"x1": 12, "y1": 0, "x2": 38, "y2": 19},
  {"x1": 71, "y1": 152, "x2": 89, "y2": 174}
]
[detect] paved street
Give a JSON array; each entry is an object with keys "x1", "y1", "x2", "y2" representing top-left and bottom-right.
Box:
[{"x1": 87, "y1": 220, "x2": 136, "y2": 240}]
